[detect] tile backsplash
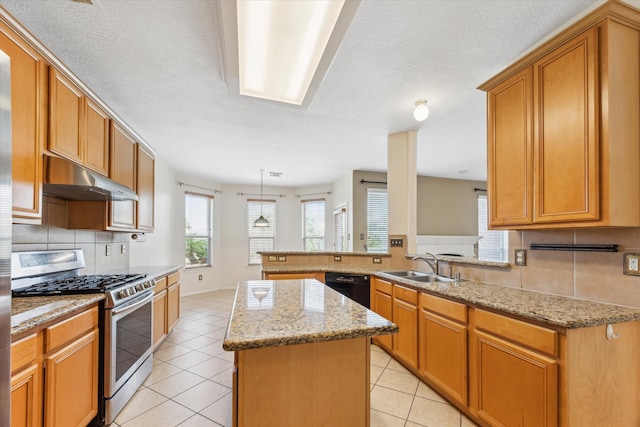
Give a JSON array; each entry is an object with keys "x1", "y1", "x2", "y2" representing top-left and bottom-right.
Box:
[
  {"x1": 444, "y1": 227, "x2": 640, "y2": 309},
  {"x1": 12, "y1": 197, "x2": 130, "y2": 274}
]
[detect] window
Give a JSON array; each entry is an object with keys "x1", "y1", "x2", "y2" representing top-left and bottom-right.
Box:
[
  {"x1": 333, "y1": 205, "x2": 347, "y2": 252},
  {"x1": 477, "y1": 195, "x2": 508, "y2": 261},
  {"x1": 185, "y1": 192, "x2": 213, "y2": 268},
  {"x1": 367, "y1": 188, "x2": 388, "y2": 253},
  {"x1": 302, "y1": 199, "x2": 325, "y2": 251},
  {"x1": 248, "y1": 199, "x2": 276, "y2": 265}
]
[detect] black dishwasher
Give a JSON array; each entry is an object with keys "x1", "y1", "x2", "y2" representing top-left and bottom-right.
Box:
[{"x1": 324, "y1": 272, "x2": 370, "y2": 308}]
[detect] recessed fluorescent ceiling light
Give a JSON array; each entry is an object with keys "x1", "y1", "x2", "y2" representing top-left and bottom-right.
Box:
[{"x1": 237, "y1": 0, "x2": 345, "y2": 105}]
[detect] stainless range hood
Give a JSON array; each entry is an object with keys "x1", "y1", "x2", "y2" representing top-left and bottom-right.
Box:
[{"x1": 43, "y1": 155, "x2": 138, "y2": 201}]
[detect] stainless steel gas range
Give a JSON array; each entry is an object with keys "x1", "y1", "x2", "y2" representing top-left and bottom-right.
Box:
[{"x1": 11, "y1": 249, "x2": 155, "y2": 425}]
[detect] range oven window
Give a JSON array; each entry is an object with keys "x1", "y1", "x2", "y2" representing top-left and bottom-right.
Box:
[{"x1": 115, "y1": 300, "x2": 152, "y2": 382}]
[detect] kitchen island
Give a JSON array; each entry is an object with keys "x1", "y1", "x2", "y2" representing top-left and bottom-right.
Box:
[{"x1": 223, "y1": 279, "x2": 398, "y2": 427}]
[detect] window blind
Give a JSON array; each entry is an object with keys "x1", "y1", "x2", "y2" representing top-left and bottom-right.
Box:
[
  {"x1": 367, "y1": 188, "x2": 388, "y2": 253},
  {"x1": 302, "y1": 199, "x2": 325, "y2": 251},
  {"x1": 185, "y1": 192, "x2": 213, "y2": 268},
  {"x1": 333, "y1": 206, "x2": 347, "y2": 252}
]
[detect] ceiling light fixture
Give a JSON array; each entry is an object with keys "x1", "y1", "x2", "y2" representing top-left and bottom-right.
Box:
[
  {"x1": 217, "y1": 1, "x2": 361, "y2": 108},
  {"x1": 413, "y1": 99, "x2": 430, "y2": 121},
  {"x1": 254, "y1": 169, "x2": 270, "y2": 228}
]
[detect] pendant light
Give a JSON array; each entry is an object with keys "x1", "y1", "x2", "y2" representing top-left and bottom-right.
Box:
[{"x1": 254, "y1": 169, "x2": 269, "y2": 227}]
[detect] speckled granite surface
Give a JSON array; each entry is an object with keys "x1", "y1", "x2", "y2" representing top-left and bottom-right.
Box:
[
  {"x1": 406, "y1": 253, "x2": 510, "y2": 268},
  {"x1": 260, "y1": 251, "x2": 390, "y2": 257},
  {"x1": 11, "y1": 294, "x2": 105, "y2": 337},
  {"x1": 375, "y1": 272, "x2": 640, "y2": 329},
  {"x1": 262, "y1": 265, "x2": 383, "y2": 275},
  {"x1": 223, "y1": 279, "x2": 398, "y2": 351}
]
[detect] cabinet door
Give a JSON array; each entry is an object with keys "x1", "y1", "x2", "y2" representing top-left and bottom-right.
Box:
[
  {"x1": 0, "y1": 22, "x2": 45, "y2": 222},
  {"x1": 473, "y1": 330, "x2": 558, "y2": 427},
  {"x1": 167, "y1": 283, "x2": 181, "y2": 332},
  {"x1": 84, "y1": 98, "x2": 109, "y2": 175},
  {"x1": 109, "y1": 122, "x2": 137, "y2": 230},
  {"x1": 487, "y1": 67, "x2": 533, "y2": 227},
  {"x1": 49, "y1": 68, "x2": 83, "y2": 164},
  {"x1": 419, "y1": 309, "x2": 467, "y2": 406},
  {"x1": 392, "y1": 298, "x2": 418, "y2": 370},
  {"x1": 136, "y1": 144, "x2": 155, "y2": 231},
  {"x1": 153, "y1": 290, "x2": 167, "y2": 348},
  {"x1": 533, "y1": 27, "x2": 599, "y2": 223},
  {"x1": 43, "y1": 329, "x2": 99, "y2": 427},
  {"x1": 371, "y1": 289, "x2": 393, "y2": 351},
  {"x1": 11, "y1": 364, "x2": 41, "y2": 427}
]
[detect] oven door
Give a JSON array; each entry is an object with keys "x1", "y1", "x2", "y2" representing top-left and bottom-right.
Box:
[{"x1": 104, "y1": 289, "x2": 154, "y2": 398}]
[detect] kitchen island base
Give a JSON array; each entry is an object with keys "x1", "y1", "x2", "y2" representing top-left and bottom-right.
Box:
[{"x1": 234, "y1": 337, "x2": 370, "y2": 427}]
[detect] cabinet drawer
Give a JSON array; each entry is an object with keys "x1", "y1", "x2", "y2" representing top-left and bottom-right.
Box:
[
  {"x1": 474, "y1": 309, "x2": 558, "y2": 356},
  {"x1": 11, "y1": 333, "x2": 39, "y2": 372},
  {"x1": 45, "y1": 307, "x2": 98, "y2": 353},
  {"x1": 394, "y1": 285, "x2": 418, "y2": 305},
  {"x1": 420, "y1": 293, "x2": 467, "y2": 324},
  {"x1": 168, "y1": 271, "x2": 180, "y2": 286},
  {"x1": 373, "y1": 278, "x2": 392, "y2": 295},
  {"x1": 154, "y1": 276, "x2": 168, "y2": 293}
]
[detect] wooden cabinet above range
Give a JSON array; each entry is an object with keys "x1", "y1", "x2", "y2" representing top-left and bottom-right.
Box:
[{"x1": 480, "y1": 2, "x2": 640, "y2": 229}]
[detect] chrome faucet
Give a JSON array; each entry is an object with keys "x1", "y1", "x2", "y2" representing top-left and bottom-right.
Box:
[{"x1": 412, "y1": 253, "x2": 439, "y2": 275}]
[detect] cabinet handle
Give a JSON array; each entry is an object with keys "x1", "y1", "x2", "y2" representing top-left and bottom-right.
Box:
[{"x1": 606, "y1": 324, "x2": 620, "y2": 340}]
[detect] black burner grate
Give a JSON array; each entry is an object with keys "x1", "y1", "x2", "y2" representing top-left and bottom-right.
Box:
[{"x1": 12, "y1": 274, "x2": 147, "y2": 297}]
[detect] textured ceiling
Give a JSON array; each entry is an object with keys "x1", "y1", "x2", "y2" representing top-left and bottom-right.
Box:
[{"x1": 1, "y1": 0, "x2": 630, "y2": 187}]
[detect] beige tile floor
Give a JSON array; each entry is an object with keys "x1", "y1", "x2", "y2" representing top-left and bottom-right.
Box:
[{"x1": 107, "y1": 289, "x2": 477, "y2": 427}]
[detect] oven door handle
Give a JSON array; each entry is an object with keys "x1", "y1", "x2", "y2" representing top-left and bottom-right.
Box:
[{"x1": 111, "y1": 291, "x2": 154, "y2": 316}]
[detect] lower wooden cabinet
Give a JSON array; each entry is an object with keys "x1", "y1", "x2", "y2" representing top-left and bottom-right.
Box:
[
  {"x1": 419, "y1": 293, "x2": 468, "y2": 407},
  {"x1": 262, "y1": 272, "x2": 325, "y2": 283},
  {"x1": 11, "y1": 306, "x2": 99, "y2": 427},
  {"x1": 392, "y1": 285, "x2": 418, "y2": 370},
  {"x1": 370, "y1": 278, "x2": 393, "y2": 351},
  {"x1": 153, "y1": 271, "x2": 181, "y2": 349},
  {"x1": 11, "y1": 334, "x2": 41, "y2": 427}
]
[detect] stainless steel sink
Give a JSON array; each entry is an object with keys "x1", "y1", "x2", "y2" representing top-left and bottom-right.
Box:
[
  {"x1": 384, "y1": 271, "x2": 459, "y2": 283},
  {"x1": 384, "y1": 270, "x2": 429, "y2": 278}
]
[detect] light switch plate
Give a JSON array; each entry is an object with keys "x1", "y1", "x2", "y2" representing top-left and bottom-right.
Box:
[
  {"x1": 390, "y1": 239, "x2": 404, "y2": 247},
  {"x1": 623, "y1": 253, "x2": 640, "y2": 276}
]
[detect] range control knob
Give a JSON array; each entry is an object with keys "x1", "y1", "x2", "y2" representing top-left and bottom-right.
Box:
[
  {"x1": 136, "y1": 283, "x2": 144, "y2": 291},
  {"x1": 118, "y1": 289, "x2": 128, "y2": 299}
]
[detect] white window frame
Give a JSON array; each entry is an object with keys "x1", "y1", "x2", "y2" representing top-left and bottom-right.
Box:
[
  {"x1": 477, "y1": 194, "x2": 508, "y2": 261},
  {"x1": 185, "y1": 192, "x2": 214, "y2": 268},
  {"x1": 302, "y1": 198, "x2": 325, "y2": 251},
  {"x1": 333, "y1": 204, "x2": 347, "y2": 252},
  {"x1": 248, "y1": 199, "x2": 276, "y2": 265}
]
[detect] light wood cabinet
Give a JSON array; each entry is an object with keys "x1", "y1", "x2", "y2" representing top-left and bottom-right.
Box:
[
  {"x1": 11, "y1": 334, "x2": 42, "y2": 427},
  {"x1": 10, "y1": 305, "x2": 99, "y2": 427},
  {"x1": 136, "y1": 143, "x2": 155, "y2": 232},
  {"x1": 262, "y1": 272, "x2": 325, "y2": 282},
  {"x1": 370, "y1": 277, "x2": 393, "y2": 351},
  {"x1": 481, "y1": 12, "x2": 640, "y2": 229},
  {"x1": 392, "y1": 285, "x2": 418, "y2": 370},
  {"x1": 471, "y1": 309, "x2": 558, "y2": 427},
  {"x1": 153, "y1": 272, "x2": 181, "y2": 349},
  {"x1": 0, "y1": 19, "x2": 46, "y2": 224},
  {"x1": 419, "y1": 293, "x2": 468, "y2": 407},
  {"x1": 49, "y1": 68, "x2": 110, "y2": 176},
  {"x1": 109, "y1": 122, "x2": 137, "y2": 230}
]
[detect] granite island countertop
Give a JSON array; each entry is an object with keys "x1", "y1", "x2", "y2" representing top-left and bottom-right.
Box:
[
  {"x1": 223, "y1": 279, "x2": 398, "y2": 351},
  {"x1": 11, "y1": 294, "x2": 105, "y2": 337},
  {"x1": 375, "y1": 272, "x2": 640, "y2": 329}
]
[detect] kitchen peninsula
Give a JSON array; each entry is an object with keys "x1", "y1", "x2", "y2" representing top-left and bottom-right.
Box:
[{"x1": 223, "y1": 279, "x2": 398, "y2": 427}]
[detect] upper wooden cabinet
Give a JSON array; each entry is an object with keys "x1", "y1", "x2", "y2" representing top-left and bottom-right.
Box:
[
  {"x1": 49, "y1": 68, "x2": 109, "y2": 176},
  {"x1": 136, "y1": 144, "x2": 155, "y2": 231},
  {"x1": 481, "y1": 8, "x2": 640, "y2": 229},
  {"x1": 0, "y1": 19, "x2": 46, "y2": 224},
  {"x1": 108, "y1": 122, "x2": 137, "y2": 230}
]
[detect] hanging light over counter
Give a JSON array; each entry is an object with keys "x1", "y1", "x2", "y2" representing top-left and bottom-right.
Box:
[{"x1": 254, "y1": 169, "x2": 270, "y2": 227}]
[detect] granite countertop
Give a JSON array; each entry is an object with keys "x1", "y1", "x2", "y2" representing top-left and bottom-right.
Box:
[
  {"x1": 105, "y1": 265, "x2": 182, "y2": 279},
  {"x1": 262, "y1": 265, "x2": 383, "y2": 275},
  {"x1": 406, "y1": 253, "x2": 511, "y2": 269},
  {"x1": 11, "y1": 294, "x2": 105, "y2": 337},
  {"x1": 260, "y1": 251, "x2": 390, "y2": 257},
  {"x1": 223, "y1": 279, "x2": 398, "y2": 351},
  {"x1": 375, "y1": 272, "x2": 640, "y2": 329}
]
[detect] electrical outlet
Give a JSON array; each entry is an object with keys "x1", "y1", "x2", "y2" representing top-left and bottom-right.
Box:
[
  {"x1": 121, "y1": 244, "x2": 126, "y2": 254},
  {"x1": 105, "y1": 245, "x2": 111, "y2": 256},
  {"x1": 198, "y1": 274, "x2": 203, "y2": 281},
  {"x1": 277, "y1": 256, "x2": 287, "y2": 262},
  {"x1": 334, "y1": 256, "x2": 342, "y2": 262},
  {"x1": 514, "y1": 249, "x2": 527, "y2": 266},
  {"x1": 373, "y1": 257, "x2": 382, "y2": 264},
  {"x1": 624, "y1": 253, "x2": 640, "y2": 276}
]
